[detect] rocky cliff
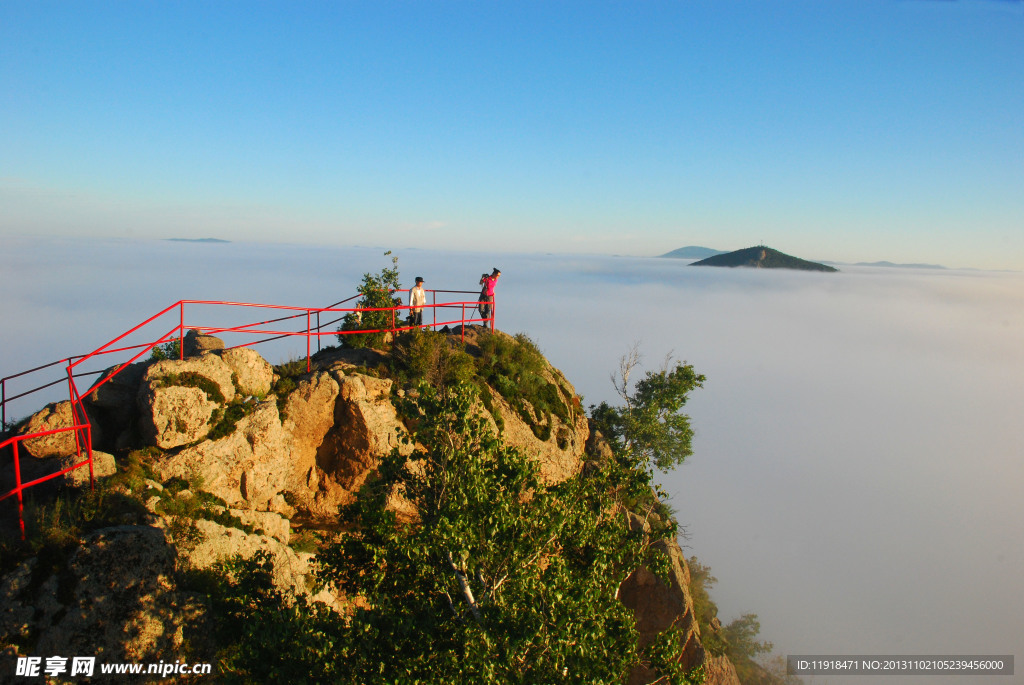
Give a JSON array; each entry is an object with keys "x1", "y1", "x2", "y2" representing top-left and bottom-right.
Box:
[{"x1": 1, "y1": 328, "x2": 739, "y2": 684}]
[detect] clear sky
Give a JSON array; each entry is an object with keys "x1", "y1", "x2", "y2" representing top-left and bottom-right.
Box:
[{"x1": 2, "y1": 0, "x2": 1022, "y2": 269}]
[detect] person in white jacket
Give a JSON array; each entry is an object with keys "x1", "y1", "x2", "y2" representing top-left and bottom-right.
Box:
[{"x1": 409, "y1": 277, "x2": 427, "y2": 327}]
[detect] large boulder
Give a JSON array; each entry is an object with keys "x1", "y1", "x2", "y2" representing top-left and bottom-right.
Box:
[
  {"x1": 14, "y1": 400, "x2": 94, "y2": 459},
  {"x1": 279, "y1": 369, "x2": 342, "y2": 515},
  {"x1": 58, "y1": 449, "x2": 117, "y2": 488},
  {"x1": 183, "y1": 329, "x2": 225, "y2": 357},
  {"x1": 278, "y1": 368, "x2": 413, "y2": 519},
  {"x1": 136, "y1": 355, "x2": 237, "y2": 449},
  {"x1": 142, "y1": 356, "x2": 237, "y2": 403},
  {"x1": 137, "y1": 385, "x2": 220, "y2": 449},
  {"x1": 173, "y1": 518, "x2": 338, "y2": 609},
  {"x1": 153, "y1": 401, "x2": 291, "y2": 513},
  {"x1": 0, "y1": 526, "x2": 205, "y2": 672},
  {"x1": 85, "y1": 361, "x2": 149, "y2": 423},
  {"x1": 327, "y1": 372, "x2": 411, "y2": 492},
  {"x1": 216, "y1": 347, "x2": 274, "y2": 396}
]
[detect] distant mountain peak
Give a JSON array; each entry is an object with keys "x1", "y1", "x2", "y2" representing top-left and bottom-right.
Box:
[
  {"x1": 660, "y1": 246, "x2": 724, "y2": 259},
  {"x1": 690, "y1": 246, "x2": 838, "y2": 272}
]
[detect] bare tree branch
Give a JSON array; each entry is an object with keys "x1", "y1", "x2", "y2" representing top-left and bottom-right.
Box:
[
  {"x1": 447, "y1": 552, "x2": 483, "y2": 625},
  {"x1": 611, "y1": 341, "x2": 642, "y2": 407}
]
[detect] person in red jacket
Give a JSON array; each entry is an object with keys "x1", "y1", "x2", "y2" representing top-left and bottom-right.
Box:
[{"x1": 478, "y1": 268, "x2": 501, "y2": 329}]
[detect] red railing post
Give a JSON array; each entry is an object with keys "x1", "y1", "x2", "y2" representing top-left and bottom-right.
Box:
[
  {"x1": 67, "y1": 367, "x2": 84, "y2": 465},
  {"x1": 461, "y1": 303, "x2": 466, "y2": 343},
  {"x1": 179, "y1": 302, "x2": 185, "y2": 360},
  {"x1": 13, "y1": 440, "x2": 25, "y2": 540},
  {"x1": 1, "y1": 377, "x2": 6, "y2": 429},
  {"x1": 431, "y1": 291, "x2": 436, "y2": 331},
  {"x1": 86, "y1": 423, "x2": 95, "y2": 492},
  {"x1": 316, "y1": 311, "x2": 321, "y2": 353},
  {"x1": 306, "y1": 310, "x2": 312, "y2": 373}
]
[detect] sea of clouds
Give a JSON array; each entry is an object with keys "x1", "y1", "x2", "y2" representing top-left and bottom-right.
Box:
[{"x1": 3, "y1": 237, "x2": 1022, "y2": 683}]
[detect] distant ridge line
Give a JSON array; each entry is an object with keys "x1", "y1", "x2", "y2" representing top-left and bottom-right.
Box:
[{"x1": 660, "y1": 246, "x2": 724, "y2": 259}]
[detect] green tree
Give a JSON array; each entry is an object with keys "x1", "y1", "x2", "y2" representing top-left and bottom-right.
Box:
[
  {"x1": 312, "y1": 382, "x2": 700, "y2": 684},
  {"x1": 590, "y1": 345, "x2": 705, "y2": 471},
  {"x1": 337, "y1": 251, "x2": 403, "y2": 349}
]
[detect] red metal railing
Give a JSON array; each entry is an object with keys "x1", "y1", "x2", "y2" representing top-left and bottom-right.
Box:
[{"x1": 1, "y1": 289, "x2": 495, "y2": 539}]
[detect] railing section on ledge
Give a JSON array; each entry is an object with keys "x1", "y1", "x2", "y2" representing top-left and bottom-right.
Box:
[{"x1": 1, "y1": 289, "x2": 495, "y2": 539}]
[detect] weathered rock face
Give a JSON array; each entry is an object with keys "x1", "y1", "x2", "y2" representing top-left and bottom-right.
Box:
[
  {"x1": 14, "y1": 401, "x2": 83, "y2": 459},
  {"x1": 620, "y1": 539, "x2": 705, "y2": 684},
  {"x1": 215, "y1": 347, "x2": 274, "y2": 396},
  {"x1": 183, "y1": 329, "x2": 225, "y2": 357},
  {"x1": 279, "y1": 369, "x2": 341, "y2": 511},
  {"x1": 136, "y1": 355, "x2": 237, "y2": 449},
  {"x1": 0, "y1": 526, "x2": 205, "y2": 675},
  {"x1": 138, "y1": 384, "x2": 219, "y2": 449},
  {"x1": 274, "y1": 366, "x2": 416, "y2": 519},
  {"x1": 174, "y1": 518, "x2": 337, "y2": 609},
  {"x1": 483, "y1": 383, "x2": 586, "y2": 486},
  {"x1": 143, "y1": 356, "x2": 237, "y2": 404},
  {"x1": 154, "y1": 401, "x2": 292, "y2": 513},
  {"x1": 326, "y1": 372, "x2": 410, "y2": 491},
  {"x1": 703, "y1": 655, "x2": 742, "y2": 685}
]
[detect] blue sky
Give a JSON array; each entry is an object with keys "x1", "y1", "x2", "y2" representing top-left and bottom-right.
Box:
[{"x1": 2, "y1": 0, "x2": 1022, "y2": 269}]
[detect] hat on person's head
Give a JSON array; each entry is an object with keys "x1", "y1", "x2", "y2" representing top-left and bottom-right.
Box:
[
  {"x1": 492, "y1": 268, "x2": 501, "y2": 275},
  {"x1": 415, "y1": 276, "x2": 424, "y2": 283}
]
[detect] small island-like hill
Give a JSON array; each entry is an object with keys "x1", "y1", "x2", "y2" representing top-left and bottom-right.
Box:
[
  {"x1": 689, "y1": 245, "x2": 838, "y2": 272},
  {"x1": 659, "y1": 245, "x2": 725, "y2": 259}
]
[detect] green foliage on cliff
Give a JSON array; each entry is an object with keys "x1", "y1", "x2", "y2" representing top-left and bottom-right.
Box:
[
  {"x1": 203, "y1": 381, "x2": 703, "y2": 684},
  {"x1": 474, "y1": 332, "x2": 576, "y2": 439},
  {"x1": 390, "y1": 328, "x2": 476, "y2": 389},
  {"x1": 388, "y1": 328, "x2": 577, "y2": 445}
]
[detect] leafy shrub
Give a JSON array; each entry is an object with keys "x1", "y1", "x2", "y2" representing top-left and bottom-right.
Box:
[
  {"x1": 336, "y1": 252, "x2": 403, "y2": 350},
  {"x1": 150, "y1": 338, "x2": 182, "y2": 361},
  {"x1": 589, "y1": 352, "x2": 705, "y2": 471},
  {"x1": 473, "y1": 332, "x2": 575, "y2": 441},
  {"x1": 390, "y1": 329, "x2": 475, "y2": 390}
]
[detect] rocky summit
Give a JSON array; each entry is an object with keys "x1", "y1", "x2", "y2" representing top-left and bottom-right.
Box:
[{"x1": 1, "y1": 328, "x2": 740, "y2": 685}]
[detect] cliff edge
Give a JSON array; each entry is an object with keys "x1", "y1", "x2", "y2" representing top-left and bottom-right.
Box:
[{"x1": 1, "y1": 328, "x2": 739, "y2": 684}]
